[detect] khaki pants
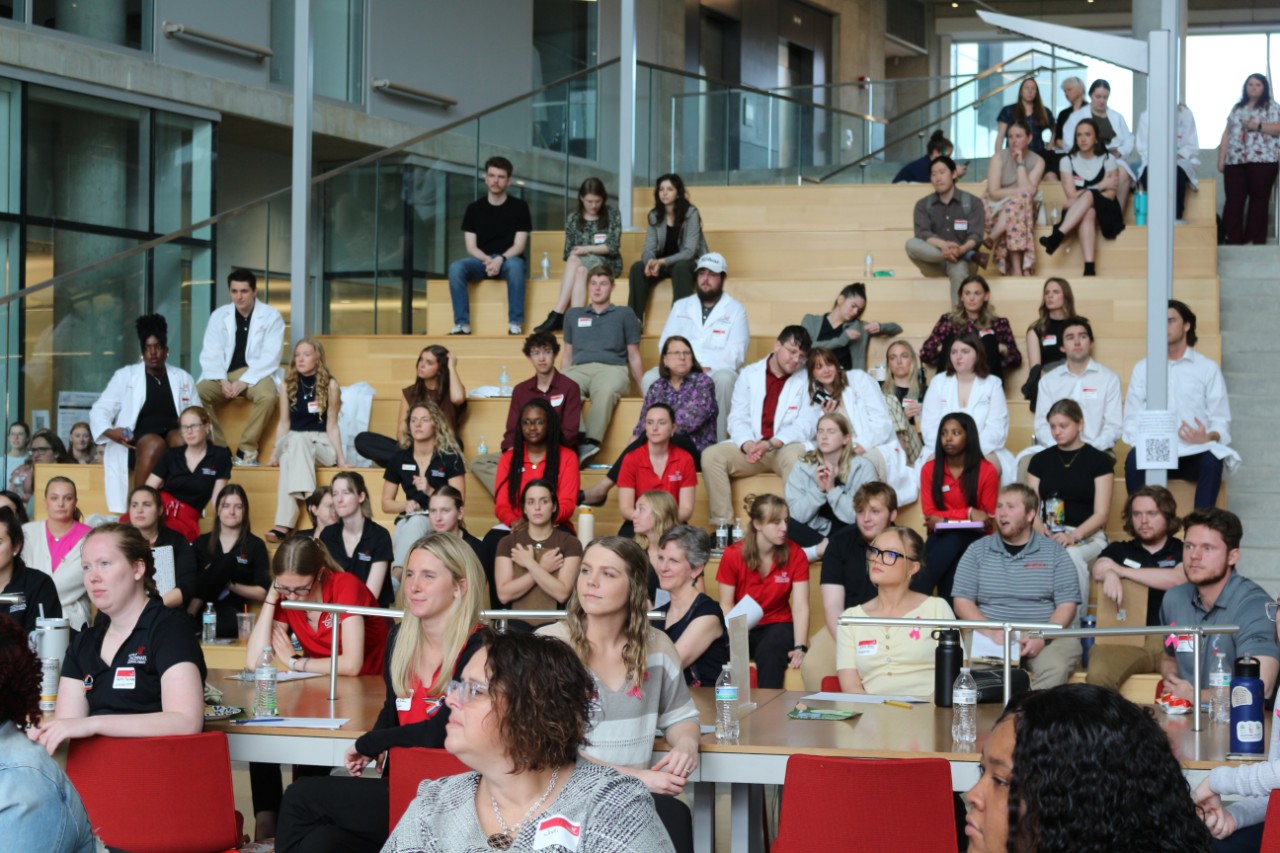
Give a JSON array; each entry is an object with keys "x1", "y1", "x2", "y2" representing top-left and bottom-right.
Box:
[
  {"x1": 701, "y1": 440, "x2": 806, "y2": 521},
  {"x1": 904, "y1": 238, "x2": 973, "y2": 288},
  {"x1": 470, "y1": 452, "x2": 501, "y2": 495},
  {"x1": 274, "y1": 432, "x2": 337, "y2": 527},
  {"x1": 563, "y1": 362, "x2": 631, "y2": 445},
  {"x1": 1062, "y1": 528, "x2": 1108, "y2": 606},
  {"x1": 197, "y1": 367, "x2": 278, "y2": 457},
  {"x1": 1023, "y1": 637, "x2": 1082, "y2": 689},
  {"x1": 1086, "y1": 635, "x2": 1165, "y2": 691}
]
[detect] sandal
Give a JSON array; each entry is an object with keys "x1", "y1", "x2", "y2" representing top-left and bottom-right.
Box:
[{"x1": 264, "y1": 527, "x2": 292, "y2": 543}]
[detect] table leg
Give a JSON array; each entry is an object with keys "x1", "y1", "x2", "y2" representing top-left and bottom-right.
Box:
[
  {"x1": 692, "y1": 781, "x2": 715, "y2": 853},
  {"x1": 730, "y1": 782, "x2": 764, "y2": 853}
]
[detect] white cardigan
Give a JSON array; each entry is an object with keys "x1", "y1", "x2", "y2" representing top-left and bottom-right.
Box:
[
  {"x1": 21, "y1": 521, "x2": 91, "y2": 630},
  {"x1": 919, "y1": 372, "x2": 1014, "y2": 481}
]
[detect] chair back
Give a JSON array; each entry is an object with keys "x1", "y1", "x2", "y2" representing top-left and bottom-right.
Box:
[
  {"x1": 67, "y1": 732, "x2": 241, "y2": 853},
  {"x1": 774, "y1": 754, "x2": 958, "y2": 853},
  {"x1": 388, "y1": 747, "x2": 470, "y2": 829},
  {"x1": 1260, "y1": 790, "x2": 1280, "y2": 852},
  {"x1": 821, "y1": 675, "x2": 841, "y2": 692}
]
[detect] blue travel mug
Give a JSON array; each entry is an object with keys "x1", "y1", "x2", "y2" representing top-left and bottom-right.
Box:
[{"x1": 1230, "y1": 656, "x2": 1265, "y2": 755}]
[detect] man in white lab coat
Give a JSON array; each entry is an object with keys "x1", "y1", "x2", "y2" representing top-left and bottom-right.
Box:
[
  {"x1": 196, "y1": 269, "x2": 284, "y2": 466},
  {"x1": 701, "y1": 325, "x2": 813, "y2": 523},
  {"x1": 90, "y1": 315, "x2": 198, "y2": 514}
]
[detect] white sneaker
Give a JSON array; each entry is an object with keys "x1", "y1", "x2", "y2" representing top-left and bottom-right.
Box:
[
  {"x1": 449, "y1": 324, "x2": 472, "y2": 335},
  {"x1": 508, "y1": 323, "x2": 523, "y2": 336}
]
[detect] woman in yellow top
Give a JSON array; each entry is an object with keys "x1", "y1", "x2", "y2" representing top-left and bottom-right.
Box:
[{"x1": 835, "y1": 527, "x2": 954, "y2": 697}]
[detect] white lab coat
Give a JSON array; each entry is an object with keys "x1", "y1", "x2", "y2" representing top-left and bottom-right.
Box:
[
  {"x1": 1136, "y1": 105, "x2": 1201, "y2": 189},
  {"x1": 726, "y1": 358, "x2": 811, "y2": 448},
  {"x1": 197, "y1": 300, "x2": 285, "y2": 387},
  {"x1": 919, "y1": 372, "x2": 1015, "y2": 482},
  {"x1": 799, "y1": 370, "x2": 894, "y2": 451},
  {"x1": 1062, "y1": 105, "x2": 1136, "y2": 178},
  {"x1": 658, "y1": 293, "x2": 750, "y2": 375},
  {"x1": 90, "y1": 362, "x2": 198, "y2": 513}
]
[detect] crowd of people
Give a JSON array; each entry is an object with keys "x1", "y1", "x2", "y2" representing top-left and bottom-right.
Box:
[{"x1": 0, "y1": 126, "x2": 1272, "y2": 852}]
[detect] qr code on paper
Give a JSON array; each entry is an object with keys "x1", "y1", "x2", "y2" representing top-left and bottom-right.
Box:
[{"x1": 1145, "y1": 438, "x2": 1172, "y2": 464}]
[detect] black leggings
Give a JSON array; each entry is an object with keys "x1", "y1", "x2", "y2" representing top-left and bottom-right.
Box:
[
  {"x1": 249, "y1": 761, "x2": 331, "y2": 816},
  {"x1": 748, "y1": 622, "x2": 795, "y2": 689},
  {"x1": 653, "y1": 793, "x2": 694, "y2": 853},
  {"x1": 276, "y1": 774, "x2": 391, "y2": 853}
]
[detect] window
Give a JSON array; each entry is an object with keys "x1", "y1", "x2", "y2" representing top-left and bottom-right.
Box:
[
  {"x1": 270, "y1": 0, "x2": 364, "y2": 104},
  {"x1": 31, "y1": 0, "x2": 152, "y2": 51}
]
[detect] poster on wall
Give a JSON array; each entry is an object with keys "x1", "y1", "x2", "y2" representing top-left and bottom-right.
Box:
[{"x1": 56, "y1": 391, "x2": 100, "y2": 444}]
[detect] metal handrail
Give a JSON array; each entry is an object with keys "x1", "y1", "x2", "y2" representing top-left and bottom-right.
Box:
[
  {"x1": 162, "y1": 21, "x2": 273, "y2": 60},
  {"x1": 654, "y1": 64, "x2": 884, "y2": 126},
  {"x1": 772, "y1": 48, "x2": 1056, "y2": 96},
  {"x1": 838, "y1": 617, "x2": 1240, "y2": 730}
]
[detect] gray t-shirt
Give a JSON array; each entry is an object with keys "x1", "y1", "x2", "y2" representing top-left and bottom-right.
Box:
[
  {"x1": 383, "y1": 758, "x2": 676, "y2": 853},
  {"x1": 951, "y1": 532, "x2": 1081, "y2": 623},
  {"x1": 564, "y1": 304, "x2": 641, "y2": 367},
  {"x1": 1160, "y1": 571, "x2": 1279, "y2": 684}
]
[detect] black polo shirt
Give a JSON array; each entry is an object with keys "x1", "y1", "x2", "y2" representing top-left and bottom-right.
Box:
[
  {"x1": 193, "y1": 532, "x2": 270, "y2": 636},
  {"x1": 318, "y1": 517, "x2": 395, "y2": 608},
  {"x1": 152, "y1": 445, "x2": 232, "y2": 512},
  {"x1": 153, "y1": 525, "x2": 199, "y2": 606},
  {"x1": 62, "y1": 597, "x2": 207, "y2": 716},
  {"x1": 1097, "y1": 537, "x2": 1183, "y2": 626},
  {"x1": 820, "y1": 525, "x2": 877, "y2": 611},
  {"x1": 382, "y1": 448, "x2": 466, "y2": 509},
  {"x1": 0, "y1": 563, "x2": 62, "y2": 632}
]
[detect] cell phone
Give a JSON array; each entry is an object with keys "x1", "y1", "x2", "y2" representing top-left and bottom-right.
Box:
[{"x1": 812, "y1": 388, "x2": 832, "y2": 405}]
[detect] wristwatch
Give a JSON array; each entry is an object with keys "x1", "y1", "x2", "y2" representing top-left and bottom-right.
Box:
[{"x1": 793, "y1": 644, "x2": 809, "y2": 654}]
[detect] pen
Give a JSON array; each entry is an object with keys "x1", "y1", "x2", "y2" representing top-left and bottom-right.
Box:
[
  {"x1": 232, "y1": 717, "x2": 284, "y2": 725},
  {"x1": 883, "y1": 700, "x2": 912, "y2": 709}
]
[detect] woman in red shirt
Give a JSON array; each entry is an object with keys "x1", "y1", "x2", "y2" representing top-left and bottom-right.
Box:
[
  {"x1": 916, "y1": 412, "x2": 997, "y2": 602},
  {"x1": 493, "y1": 398, "x2": 579, "y2": 529},
  {"x1": 716, "y1": 494, "x2": 810, "y2": 689},
  {"x1": 617, "y1": 403, "x2": 696, "y2": 534}
]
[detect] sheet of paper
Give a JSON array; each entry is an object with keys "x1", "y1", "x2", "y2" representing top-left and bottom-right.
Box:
[
  {"x1": 724, "y1": 595, "x2": 763, "y2": 631},
  {"x1": 226, "y1": 671, "x2": 324, "y2": 682},
  {"x1": 152, "y1": 546, "x2": 176, "y2": 596},
  {"x1": 970, "y1": 629, "x2": 1021, "y2": 663},
  {"x1": 243, "y1": 717, "x2": 351, "y2": 729},
  {"x1": 801, "y1": 692, "x2": 928, "y2": 704},
  {"x1": 1135, "y1": 410, "x2": 1179, "y2": 470}
]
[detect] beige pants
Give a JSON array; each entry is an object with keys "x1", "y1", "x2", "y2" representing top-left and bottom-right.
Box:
[
  {"x1": 701, "y1": 441, "x2": 806, "y2": 521},
  {"x1": 905, "y1": 238, "x2": 974, "y2": 288},
  {"x1": 563, "y1": 362, "x2": 631, "y2": 446},
  {"x1": 274, "y1": 431, "x2": 337, "y2": 527},
  {"x1": 392, "y1": 514, "x2": 434, "y2": 569},
  {"x1": 1062, "y1": 528, "x2": 1108, "y2": 606},
  {"x1": 1086, "y1": 635, "x2": 1165, "y2": 691},
  {"x1": 197, "y1": 367, "x2": 278, "y2": 457},
  {"x1": 1023, "y1": 637, "x2": 1082, "y2": 689}
]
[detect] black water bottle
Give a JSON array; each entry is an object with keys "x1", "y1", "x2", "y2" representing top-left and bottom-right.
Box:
[{"x1": 934, "y1": 629, "x2": 963, "y2": 707}]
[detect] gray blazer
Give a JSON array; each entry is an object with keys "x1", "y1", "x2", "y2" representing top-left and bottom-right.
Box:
[{"x1": 640, "y1": 206, "x2": 709, "y2": 265}]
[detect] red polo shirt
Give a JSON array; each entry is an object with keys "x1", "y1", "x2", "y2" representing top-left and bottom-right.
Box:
[
  {"x1": 716, "y1": 540, "x2": 809, "y2": 626},
  {"x1": 617, "y1": 443, "x2": 696, "y2": 501}
]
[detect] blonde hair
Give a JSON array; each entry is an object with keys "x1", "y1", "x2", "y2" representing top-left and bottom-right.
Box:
[
  {"x1": 799, "y1": 411, "x2": 859, "y2": 483},
  {"x1": 399, "y1": 401, "x2": 463, "y2": 458},
  {"x1": 565, "y1": 536, "x2": 652, "y2": 695},
  {"x1": 389, "y1": 532, "x2": 487, "y2": 698},
  {"x1": 741, "y1": 494, "x2": 790, "y2": 572},
  {"x1": 881, "y1": 339, "x2": 924, "y2": 400},
  {"x1": 634, "y1": 490, "x2": 678, "y2": 552},
  {"x1": 284, "y1": 338, "x2": 334, "y2": 415}
]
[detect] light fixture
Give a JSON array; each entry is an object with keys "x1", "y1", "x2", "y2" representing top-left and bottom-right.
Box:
[{"x1": 952, "y1": 1, "x2": 959, "y2": 6}]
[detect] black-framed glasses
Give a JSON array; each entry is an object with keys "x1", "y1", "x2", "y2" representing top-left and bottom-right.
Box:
[
  {"x1": 1267, "y1": 602, "x2": 1279, "y2": 623},
  {"x1": 273, "y1": 581, "x2": 315, "y2": 598},
  {"x1": 866, "y1": 546, "x2": 915, "y2": 566},
  {"x1": 30, "y1": 445, "x2": 53, "y2": 454},
  {"x1": 446, "y1": 679, "x2": 490, "y2": 705}
]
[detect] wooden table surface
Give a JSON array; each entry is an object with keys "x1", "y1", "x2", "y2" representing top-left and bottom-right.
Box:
[{"x1": 204, "y1": 668, "x2": 384, "y2": 740}]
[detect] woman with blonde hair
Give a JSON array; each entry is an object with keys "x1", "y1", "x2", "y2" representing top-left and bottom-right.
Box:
[
  {"x1": 267, "y1": 338, "x2": 346, "y2": 541},
  {"x1": 145, "y1": 405, "x2": 231, "y2": 543},
  {"x1": 881, "y1": 340, "x2": 926, "y2": 465},
  {"x1": 786, "y1": 412, "x2": 875, "y2": 558},
  {"x1": 277, "y1": 532, "x2": 486, "y2": 853},
  {"x1": 354, "y1": 344, "x2": 468, "y2": 466},
  {"x1": 538, "y1": 535, "x2": 700, "y2": 852},
  {"x1": 716, "y1": 494, "x2": 810, "y2": 689},
  {"x1": 632, "y1": 489, "x2": 683, "y2": 602}
]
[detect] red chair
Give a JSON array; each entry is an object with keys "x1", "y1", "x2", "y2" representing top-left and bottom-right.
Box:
[
  {"x1": 1259, "y1": 790, "x2": 1280, "y2": 852},
  {"x1": 66, "y1": 732, "x2": 243, "y2": 853},
  {"x1": 773, "y1": 754, "x2": 958, "y2": 853},
  {"x1": 821, "y1": 675, "x2": 841, "y2": 692},
  {"x1": 388, "y1": 747, "x2": 470, "y2": 828}
]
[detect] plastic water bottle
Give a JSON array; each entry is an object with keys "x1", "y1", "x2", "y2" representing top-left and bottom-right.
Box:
[
  {"x1": 476, "y1": 435, "x2": 488, "y2": 456},
  {"x1": 863, "y1": 251, "x2": 874, "y2": 277},
  {"x1": 715, "y1": 519, "x2": 729, "y2": 551},
  {"x1": 952, "y1": 667, "x2": 977, "y2": 743},
  {"x1": 715, "y1": 664, "x2": 740, "y2": 741},
  {"x1": 1210, "y1": 652, "x2": 1231, "y2": 724},
  {"x1": 254, "y1": 646, "x2": 277, "y2": 716},
  {"x1": 541, "y1": 252, "x2": 551, "y2": 280},
  {"x1": 498, "y1": 366, "x2": 511, "y2": 396},
  {"x1": 202, "y1": 603, "x2": 216, "y2": 644},
  {"x1": 731, "y1": 517, "x2": 744, "y2": 546}
]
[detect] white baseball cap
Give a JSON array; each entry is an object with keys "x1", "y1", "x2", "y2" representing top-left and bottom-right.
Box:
[{"x1": 695, "y1": 252, "x2": 728, "y2": 275}]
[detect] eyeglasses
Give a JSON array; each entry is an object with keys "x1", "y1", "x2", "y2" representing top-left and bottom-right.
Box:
[
  {"x1": 179, "y1": 423, "x2": 205, "y2": 432},
  {"x1": 273, "y1": 581, "x2": 315, "y2": 598},
  {"x1": 866, "y1": 546, "x2": 916, "y2": 566},
  {"x1": 1267, "y1": 602, "x2": 1279, "y2": 623},
  {"x1": 30, "y1": 445, "x2": 53, "y2": 453},
  {"x1": 665, "y1": 350, "x2": 693, "y2": 358},
  {"x1": 446, "y1": 678, "x2": 491, "y2": 705}
]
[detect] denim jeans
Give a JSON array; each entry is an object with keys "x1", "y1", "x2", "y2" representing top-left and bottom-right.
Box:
[{"x1": 447, "y1": 255, "x2": 526, "y2": 325}]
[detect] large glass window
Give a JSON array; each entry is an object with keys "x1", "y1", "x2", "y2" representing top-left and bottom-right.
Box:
[
  {"x1": 32, "y1": 0, "x2": 153, "y2": 51},
  {"x1": 1186, "y1": 34, "x2": 1269, "y2": 140},
  {"x1": 270, "y1": 0, "x2": 365, "y2": 104}
]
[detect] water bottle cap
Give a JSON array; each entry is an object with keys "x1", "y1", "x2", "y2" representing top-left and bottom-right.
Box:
[{"x1": 960, "y1": 666, "x2": 970, "y2": 673}]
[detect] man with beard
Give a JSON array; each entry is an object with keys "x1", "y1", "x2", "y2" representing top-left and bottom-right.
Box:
[
  {"x1": 952, "y1": 483, "x2": 1082, "y2": 689},
  {"x1": 642, "y1": 252, "x2": 748, "y2": 441},
  {"x1": 1085, "y1": 485, "x2": 1186, "y2": 689},
  {"x1": 1158, "y1": 507, "x2": 1277, "y2": 703},
  {"x1": 800, "y1": 481, "x2": 898, "y2": 690}
]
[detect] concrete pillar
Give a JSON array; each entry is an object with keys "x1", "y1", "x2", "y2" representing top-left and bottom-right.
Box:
[{"x1": 1133, "y1": 0, "x2": 1188, "y2": 116}]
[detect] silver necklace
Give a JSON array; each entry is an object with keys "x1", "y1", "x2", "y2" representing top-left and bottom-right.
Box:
[{"x1": 486, "y1": 766, "x2": 560, "y2": 850}]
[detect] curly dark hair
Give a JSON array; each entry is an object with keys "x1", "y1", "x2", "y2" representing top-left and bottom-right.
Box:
[
  {"x1": 481, "y1": 628, "x2": 593, "y2": 772},
  {"x1": 135, "y1": 313, "x2": 168, "y2": 350},
  {"x1": 1000, "y1": 684, "x2": 1214, "y2": 853},
  {"x1": 0, "y1": 608, "x2": 44, "y2": 728}
]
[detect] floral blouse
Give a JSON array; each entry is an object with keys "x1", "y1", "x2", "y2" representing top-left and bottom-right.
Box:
[
  {"x1": 919, "y1": 313, "x2": 1022, "y2": 373},
  {"x1": 633, "y1": 371, "x2": 719, "y2": 452},
  {"x1": 1224, "y1": 102, "x2": 1280, "y2": 166},
  {"x1": 563, "y1": 205, "x2": 623, "y2": 276}
]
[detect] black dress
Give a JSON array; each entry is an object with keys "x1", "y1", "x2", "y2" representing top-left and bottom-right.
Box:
[{"x1": 657, "y1": 593, "x2": 730, "y2": 687}]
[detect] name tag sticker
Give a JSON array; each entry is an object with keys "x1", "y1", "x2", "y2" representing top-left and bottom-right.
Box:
[
  {"x1": 549, "y1": 394, "x2": 565, "y2": 408},
  {"x1": 1080, "y1": 387, "x2": 1099, "y2": 399},
  {"x1": 1074, "y1": 176, "x2": 1086, "y2": 187},
  {"x1": 941, "y1": 485, "x2": 951, "y2": 493},
  {"x1": 533, "y1": 816, "x2": 582, "y2": 851},
  {"x1": 402, "y1": 463, "x2": 417, "y2": 471},
  {"x1": 592, "y1": 233, "x2": 607, "y2": 244},
  {"x1": 429, "y1": 469, "x2": 445, "y2": 479},
  {"x1": 200, "y1": 467, "x2": 218, "y2": 476},
  {"x1": 1043, "y1": 335, "x2": 1057, "y2": 346},
  {"x1": 395, "y1": 697, "x2": 412, "y2": 712},
  {"x1": 978, "y1": 328, "x2": 994, "y2": 337},
  {"x1": 954, "y1": 219, "x2": 968, "y2": 231},
  {"x1": 857, "y1": 639, "x2": 878, "y2": 656},
  {"x1": 1176, "y1": 635, "x2": 1194, "y2": 653},
  {"x1": 113, "y1": 667, "x2": 137, "y2": 690},
  {"x1": 1123, "y1": 558, "x2": 1142, "y2": 569},
  {"x1": 358, "y1": 553, "x2": 372, "y2": 562},
  {"x1": 712, "y1": 328, "x2": 726, "y2": 335},
  {"x1": 307, "y1": 401, "x2": 321, "y2": 414},
  {"x1": 236, "y1": 555, "x2": 249, "y2": 564},
  {"x1": 1158, "y1": 559, "x2": 1177, "y2": 568},
  {"x1": 577, "y1": 317, "x2": 592, "y2": 328}
]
